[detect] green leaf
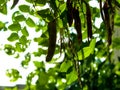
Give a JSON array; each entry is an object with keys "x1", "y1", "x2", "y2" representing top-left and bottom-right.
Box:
[
  {"x1": 6, "y1": 69, "x2": 22, "y2": 82},
  {"x1": 21, "y1": 53, "x2": 31, "y2": 67},
  {"x1": 15, "y1": 42, "x2": 24, "y2": 52},
  {"x1": 78, "y1": 39, "x2": 96, "y2": 60},
  {"x1": 78, "y1": 47, "x2": 91, "y2": 60},
  {"x1": 0, "y1": 3, "x2": 7, "y2": 14},
  {"x1": 19, "y1": 35, "x2": 27, "y2": 45},
  {"x1": 25, "y1": 0, "x2": 32, "y2": 3},
  {"x1": 4, "y1": 44, "x2": 15, "y2": 55},
  {"x1": 0, "y1": 0, "x2": 5, "y2": 4},
  {"x1": 38, "y1": 72, "x2": 48, "y2": 85},
  {"x1": 115, "y1": 71, "x2": 120, "y2": 76},
  {"x1": 7, "y1": 33, "x2": 19, "y2": 42},
  {"x1": 33, "y1": 61, "x2": 45, "y2": 68},
  {"x1": 59, "y1": 60, "x2": 72, "y2": 72},
  {"x1": 33, "y1": 48, "x2": 47, "y2": 57},
  {"x1": 26, "y1": 17, "x2": 36, "y2": 27},
  {"x1": 57, "y1": 18, "x2": 63, "y2": 28},
  {"x1": 8, "y1": 23, "x2": 21, "y2": 31},
  {"x1": 35, "y1": 0, "x2": 47, "y2": 6},
  {"x1": 0, "y1": 21, "x2": 5, "y2": 30},
  {"x1": 90, "y1": 38, "x2": 96, "y2": 54},
  {"x1": 59, "y1": 3, "x2": 66, "y2": 13},
  {"x1": 14, "y1": 15, "x2": 26, "y2": 22},
  {"x1": 66, "y1": 68, "x2": 78, "y2": 85},
  {"x1": 112, "y1": 37, "x2": 120, "y2": 49},
  {"x1": 19, "y1": 5, "x2": 30, "y2": 13},
  {"x1": 37, "y1": 8, "x2": 53, "y2": 21},
  {"x1": 34, "y1": 37, "x2": 48, "y2": 46},
  {"x1": 21, "y1": 27, "x2": 29, "y2": 36}
]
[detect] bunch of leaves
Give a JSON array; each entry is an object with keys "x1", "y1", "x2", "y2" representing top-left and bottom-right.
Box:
[{"x1": 1, "y1": 0, "x2": 120, "y2": 90}]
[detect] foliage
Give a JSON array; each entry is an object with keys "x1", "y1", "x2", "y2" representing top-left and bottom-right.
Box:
[{"x1": 1, "y1": 0, "x2": 120, "y2": 90}]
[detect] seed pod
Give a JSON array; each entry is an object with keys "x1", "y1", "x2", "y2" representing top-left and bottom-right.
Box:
[
  {"x1": 67, "y1": 0, "x2": 73, "y2": 26},
  {"x1": 85, "y1": 2, "x2": 92, "y2": 40},
  {"x1": 46, "y1": 20, "x2": 57, "y2": 62},
  {"x1": 103, "y1": 1, "x2": 112, "y2": 45},
  {"x1": 99, "y1": 0, "x2": 105, "y2": 22},
  {"x1": 11, "y1": 0, "x2": 19, "y2": 9},
  {"x1": 73, "y1": 8, "x2": 82, "y2": 44}
]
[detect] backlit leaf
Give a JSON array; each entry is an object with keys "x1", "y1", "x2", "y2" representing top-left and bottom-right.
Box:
[
  {"x1": 0, "y1": 21, "x2": 5, "y2": 30},
  {"x1": 59, "y1": 3, "x2": 66, "y2": 13},
  {"x1": 19, "y1": 5, "x2": 30, "y2": 13},
  {"x1": 8, "y1": 23, "x2": 21, "y2": 31},
  {"x1": 78, "y1": 39, "x2": 96, "y2": 60},
  {"x1": 26, "y1": 17, "x2": 36, "y2": 27},
  {"x1": 66, "y1": 68, "x2": 78, "y2": 85},
  {"x1": 0, "y1": 3, "x2": 7, "y2": 14},
  {"x1": 19, "y1": 35, "x2": 27, "y2": 45},
  {"x1": 60, "y1": 60, "x2": 72, "y2": 72},
  {"x1": 4, "y1": 44, "x2": 15, "y2": 55},
  {"x1": 15, "y1": 15, "x2": 26, "y2": 22},
  {"x1": 7, "y1": 33, "x2": 19, "y2": 42},
  {"x1": 33, "y1": 61, "x2": 45, "y2": 68},
  {"x1": 21, "y1": 27, "x2": 29, "y2": 36}
]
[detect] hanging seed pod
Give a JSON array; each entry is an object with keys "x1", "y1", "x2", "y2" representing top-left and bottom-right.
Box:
[
  {"x1": 99, "y1": 0, "x2": 105, "y2": 22},
  {"x1": 67, "y1": 0, "x2": 73, "y2": 26},
  {"x1": 11, "y1": 0, "x2": 19, "y2": 9},
  {"x1": 85, "y1": 2, "x2": 92, "y2": 40},
  {"x1": 46, "y1": 20, "x2": 57, "y2": 62},
  {"x1": 103, "y1": 1, "x2": 112, "y2": 45},
  {"x1": 73, "y1": 8, "x2": 82, "y2": 44}
]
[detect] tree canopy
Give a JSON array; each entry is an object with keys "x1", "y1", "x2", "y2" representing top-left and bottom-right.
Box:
[{"x1": 1, "y1": 0, "x2": 120, "y2": 90}]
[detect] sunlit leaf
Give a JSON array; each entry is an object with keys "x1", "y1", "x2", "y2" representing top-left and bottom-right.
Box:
[
  {"x1": 4, "y1": 44, "x2": 15, "y2": 55},
  {"x1": 60, "y1": 60, "x2": 72, "y2": 72},
  {"x1": 19, "y1": 5, "x2": 30, "y2": 13},
  {"x1": 26, "y1": 17, "x2": 36, "y2": 27},
  {"x1": 15, "y1": 42, "x2": 24, "y2": 52},
  {"x1": 59, "y1": 3, "x2": 66, "y2": 13},
  {"x1": 6, "y1": 69, "x2": 22, "y2": 82},
  {"x1": 7, "y1": 33, "x2": 19, "y2": 42},
  {"x1": 38, "y1": 72, "x2": 48, "y2": 85},
  {"x1": 0, "y1": 3, "x2": 7, "y2": 14},
  {"x1": 78, "y1": 39, "x2": 96, "y2": 60},
  {"x1": 89, "y1": 38, "x2": 96, "y2": 54},
  {"x1": 21, "y1": 27, "x2": 29, "y2": 36},
  {"x1": 57, "y1": 18, "x2": 63, "y2": 28},
  {"x1": 66, "y1": 68, "x2": 78, "y2": 85},
  {"x1": 33, "y1": 48, "x2": 47, "y2": 57},
  {"x1": 115, "y1": 71, "x2": 120, "y2": 76},
  {"x1": 0, "y1": 21, "x2": 5, "y2": 30},
  {"x1": 8, "y1": 23, "x2": 21, "y2": 31},
  {"x1": 33, "y1": 61, "x2": 45, "y2": 68},
  {"x1": 34, "y1": 37, "x2": 48, "y2": 46},
  {"x1": 19, "y1": 35, "x2": 27, "y2": 45},
  {"x1": 37, "y1": 8, "x2": 53, "y2": 21},
  {"x1": 21, "y1": 53, "x2": 31, "y2": 67},
  {"x1": 14, "y1": 15, "x2": 26, "y2": 22},
  {"x1": 78, "y1": 47, "x2": 91, "y2": 60}
]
